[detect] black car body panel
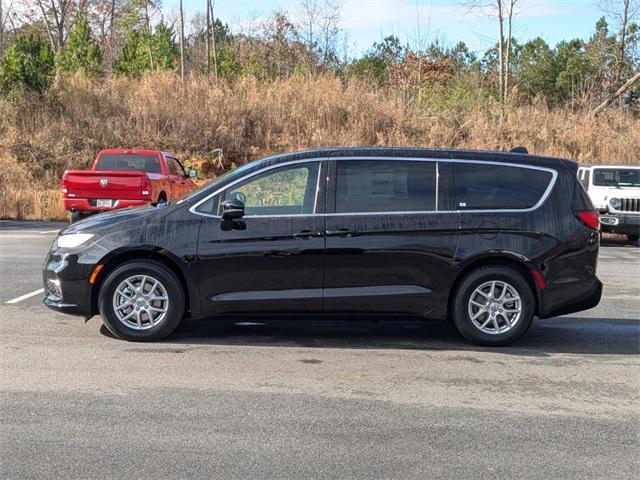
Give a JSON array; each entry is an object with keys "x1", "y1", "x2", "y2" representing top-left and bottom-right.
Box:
[{"x1": 43, "y1": 147, "x2": 602, "y2": 325}]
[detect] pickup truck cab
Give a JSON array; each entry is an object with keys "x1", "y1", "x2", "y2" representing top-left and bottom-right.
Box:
[
  {"x1": 578, "y1": 165, "x2": 640, "y2": 241},
  {"x1": 62, "y1": 149, "x2": 197, "y2": 222}
]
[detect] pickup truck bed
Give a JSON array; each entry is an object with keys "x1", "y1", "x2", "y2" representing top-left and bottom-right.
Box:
[{"x1": 62, "y1": 149, "x2": 196, "y2": 221}]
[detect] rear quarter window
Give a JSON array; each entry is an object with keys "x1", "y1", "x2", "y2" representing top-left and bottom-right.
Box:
[{"x1": 453, "y1": 163, "x2": 553, "y2": 210}]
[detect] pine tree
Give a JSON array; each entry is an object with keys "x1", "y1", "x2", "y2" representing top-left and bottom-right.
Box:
[
  {"x1": 56, "y1": 14, "x2": 103, "y2": 77},
  {"x1": 0, "y1": 35, "x2": 55, "y2": 95},
  {"x1": 113, "y1": 30, "x2": 149, "y2": 77},
  {"x1": 151, "y1": 21, "x2": 178, "y2": 70}
]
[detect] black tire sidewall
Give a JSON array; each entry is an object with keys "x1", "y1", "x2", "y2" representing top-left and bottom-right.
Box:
[
  {"x1": 98, "y1": 260, "x2": 184, "y2": 341},
  {"x1": 453, "y1": 266, "x2": 535, "y2": 346}
]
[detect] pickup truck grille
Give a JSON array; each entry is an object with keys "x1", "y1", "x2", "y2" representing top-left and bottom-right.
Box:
[{"x1": 619, "y1": 198, "x2": 640, "y2": 213}]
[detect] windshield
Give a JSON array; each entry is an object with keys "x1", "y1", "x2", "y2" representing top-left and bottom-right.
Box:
[
  {"x1": 592, "y1": 168, "x2": 640, "y2": 188},
  {"x1": 96, "y1": 154, "x2": 162, "y2": 173},
  {"x1": 184, "y1": 161, "x2": 260, "y2": 201}
]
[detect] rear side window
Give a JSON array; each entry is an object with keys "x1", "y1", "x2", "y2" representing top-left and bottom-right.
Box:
[
  {"x1": 453, "y1": 163, "x2": 553, "y2": 210},
  {"x1": 335, "y1": 160, "x2": 436, "y2": 213},
  {"x1": 96, "y1": 154, "x2": 162, "y2": 173}
]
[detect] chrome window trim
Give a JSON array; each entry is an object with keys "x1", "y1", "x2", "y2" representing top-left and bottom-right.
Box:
[
  {"x1": 189, "y1": 156, "x2": 558, "y2": 218},
  {"x1": 190, "y1": 158, "x2": 323, "y2": 218}
]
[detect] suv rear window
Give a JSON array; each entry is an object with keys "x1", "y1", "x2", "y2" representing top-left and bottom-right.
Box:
[
  {"x1": 96, "y1": 154, "x2": 162, "y2": 173},
  {"x1": 335, "y1": 160, "x2": 436, "y2": 213},
  {"x1": 453, "y1": 163, "x2": 552, "y2": 210}
]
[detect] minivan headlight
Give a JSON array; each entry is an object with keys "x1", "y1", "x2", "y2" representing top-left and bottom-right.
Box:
[
  {"x1": 57, "y1": 233, "x2": 94, "y2": 248},
  {"x1": 609, "y1": 197, "x2": 621, "y2": 209}
]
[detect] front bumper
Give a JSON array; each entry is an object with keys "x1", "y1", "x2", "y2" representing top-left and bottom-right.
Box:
[
  {"x1": 42, "y1": 251, "x2": 95, "y2": 316},
  {"x1": 600, "y1": 212, "x2": 640, "y2": 236}
]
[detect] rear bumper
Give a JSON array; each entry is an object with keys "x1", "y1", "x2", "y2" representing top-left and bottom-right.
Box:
[
  {"x1": 538, "y1": 278, "x2": 602, "y2": 319},
  {"x1": 63, "y1": 198, "x2": 150, "y2": 213}
]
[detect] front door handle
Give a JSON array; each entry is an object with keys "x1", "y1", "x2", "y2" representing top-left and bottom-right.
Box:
[
  {"x1": 293, "y1": 230, "x2": 316, "y2": 239},
  {"x1": 326, "y1": 228, "x2": 356, "y2": 237}
]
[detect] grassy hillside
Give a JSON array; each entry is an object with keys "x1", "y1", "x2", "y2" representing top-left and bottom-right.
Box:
[{"x1": 1, "y1": 72, "x2": 639, "y2": 220}]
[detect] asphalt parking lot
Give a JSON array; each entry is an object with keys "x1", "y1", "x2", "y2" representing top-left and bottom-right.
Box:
[{"x1": 1, "y1": 220, "x2": 639, "y2": 479}]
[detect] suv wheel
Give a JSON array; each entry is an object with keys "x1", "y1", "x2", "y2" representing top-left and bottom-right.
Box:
[
  {"x1": 452, "y1": 266, "x2": 535, "y2": 346},
  {"x1": 98, "y1": 260, "x2": 185, "y2": 341}
]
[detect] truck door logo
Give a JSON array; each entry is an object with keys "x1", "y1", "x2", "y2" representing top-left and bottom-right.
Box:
[{"x1": 100, "y1": 178, "x2": 108, "y2": 187}]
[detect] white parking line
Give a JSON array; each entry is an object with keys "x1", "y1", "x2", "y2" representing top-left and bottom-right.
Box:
[{"x1": 5, "y1": 289, "x2": 45, "y2": 304}]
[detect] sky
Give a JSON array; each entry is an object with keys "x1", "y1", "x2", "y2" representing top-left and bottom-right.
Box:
[{"x1": 163, "y1": 0, "x2": 605, "y2": 56}]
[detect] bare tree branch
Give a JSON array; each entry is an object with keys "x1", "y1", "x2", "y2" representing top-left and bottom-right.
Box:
[{"x1": 593, "y1": 70, "x2": 640, "y2": 115}]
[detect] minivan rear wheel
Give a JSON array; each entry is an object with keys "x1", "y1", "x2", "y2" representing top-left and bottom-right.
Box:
[
  {"x1": 452, "y1": 266, "x2": 535, "y2": 346},
  {"x1": 98, "y1": 260, "x2": 184, "y2": 341}
]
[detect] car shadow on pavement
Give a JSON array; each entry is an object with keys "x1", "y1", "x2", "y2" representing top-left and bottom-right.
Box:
[
  {"x1": 104, "y1": 315, "x2": 640, "y2": 357},
  {"x1": 600, "y1": 235, "x2": 639, "y2": 248}
]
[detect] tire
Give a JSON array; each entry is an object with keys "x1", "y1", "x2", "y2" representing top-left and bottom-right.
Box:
[
  {"x1": 452, "y1": 266, "x2": 535, "y2": 346},
  {"x1": 627, "y1": 234, "x2": 639, "y2": 242},
  {"x1": 98, "y1": 260, "x2": 185, "y2": 341},
  {"x1": 70, "y1": 211, "x2": 83, "y2": 223}
]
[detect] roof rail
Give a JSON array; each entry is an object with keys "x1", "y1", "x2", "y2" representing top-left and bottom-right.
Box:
[{"x1": 510, "y1": 146, "x2": 528, "y2": 154}]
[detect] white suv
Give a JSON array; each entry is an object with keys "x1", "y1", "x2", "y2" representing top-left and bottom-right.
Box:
[{"x1": 577, "y1": 165, "x2": 640, "y2": 241}]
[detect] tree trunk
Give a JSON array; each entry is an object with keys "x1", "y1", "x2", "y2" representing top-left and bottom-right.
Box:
[
  {"x1": 497, "y1": 0, "x2": 505, "y2": 123},
  {"x1": 616, "y1": 0, "x2": 630, "y2": 86},
  {"x1": 35, "y1": 0, "x2": 58, "y2": 51},
  {"x1": 593, "y1": 70, "x2": 640, "y2": 116},
  {"x1": 504, "y1": 0, "x2": 515, "y2": 103},
  {"x1": 110, "y1": 0, "x2": 116, "y2": 39},
  {"x1": 209, "y1": 0, "x2": 218, "y2": 81},
  {"x1": 0, "y1": 0, "x2": 4, "y2": 54},
  {"x1": 205, "y1": 0, "x2": 211, "y2": 75},
  {"x1": 145, "y1": 0, "x2": 154, "y2": 70},
  {"x1": 179, "y1": 0, "x2": 185, "y2": 81}
]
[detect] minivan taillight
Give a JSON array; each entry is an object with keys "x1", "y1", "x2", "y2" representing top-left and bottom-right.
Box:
[{"x1": 576, "y1": 210, "x2": 600, "y2": 231}]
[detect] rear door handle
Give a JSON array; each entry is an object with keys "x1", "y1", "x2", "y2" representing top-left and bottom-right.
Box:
[{"x1": 326, "y1": 228, "x2": 356, "y2": 237}]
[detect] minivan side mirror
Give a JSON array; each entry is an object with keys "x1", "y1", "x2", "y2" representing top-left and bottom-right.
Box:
[
  {"x1": 189, "y1": 169, "x2": 197, "y2": 178},
  {"x1": 221, "y1": 199, "x2": 245, "y2": 220}
]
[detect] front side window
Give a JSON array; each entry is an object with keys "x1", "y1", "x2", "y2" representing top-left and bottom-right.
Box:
[
  {"x1": 96, "y1": 154, "x2": 161, "y2": 173},
  {"x1": 166, "y1": 158, "x2": 178, "y2": 176},
  {"x1": 223, "y1": 162, "x2": 321, "y2": 216},
  {"x1": 335, "y1": 160, "x2": 436, "y2": 213},
  {"x1": 453, "y1": 163, "x2": 553, "y2": 210},
  {"x1": 172, "y1": 158, "x2": 187, "y2": 177},
  {"x1": 592, "y1": 168, "x2": 640, "y2": 188}
]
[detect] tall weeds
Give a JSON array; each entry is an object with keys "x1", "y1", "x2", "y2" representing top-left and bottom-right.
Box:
[{"x1": 1, "y1": 71, "x2": 638, "y2": 220}]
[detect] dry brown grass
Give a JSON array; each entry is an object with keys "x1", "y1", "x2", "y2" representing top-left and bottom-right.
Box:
[{"x1": 1, "y1": 71, "x2": 638, "y2": 220}]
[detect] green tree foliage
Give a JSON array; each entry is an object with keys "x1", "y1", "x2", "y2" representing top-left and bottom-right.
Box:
[
  {"x1": 151, "y1": 22, "x2": 178, "y2": 70},
  {"x1": 114, "y1": 22, "x2": 178, "y2": 76},
  {"x1": 0, "y1": 35, "x2": 55, "y2": 95},
  {"x1": 515, "y1": 37, "x2": 556, "y2": 101},
  {"x1": 554, "y1": 39, "x2": 596, "y2": 102},
  {"x1": 56, "y1": 14, "x2": 103, "y2": 77},
  {"x1": 349, "y1": 35, "x2": 404, "y2": 83},
  {"x1": 114, "y1": 30, "x2": 149, "y2": 77}
]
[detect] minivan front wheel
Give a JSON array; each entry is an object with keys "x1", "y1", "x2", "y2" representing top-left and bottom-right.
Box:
[
  {"x1": 98, "y1": 260, "x2": 185, "y2": 341},
  {"x1": 452, "y1": 266, "x2": 535, "y2": 346}
]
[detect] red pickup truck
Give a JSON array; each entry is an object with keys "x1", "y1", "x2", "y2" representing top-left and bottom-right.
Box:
[{"x1": 62, "y1": 149, "x2": 197, "y2": 222}]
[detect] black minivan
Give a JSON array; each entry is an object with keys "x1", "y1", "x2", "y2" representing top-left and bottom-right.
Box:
[{"x1": 43, "y1": 148, "x2": 602, "y2": 346}]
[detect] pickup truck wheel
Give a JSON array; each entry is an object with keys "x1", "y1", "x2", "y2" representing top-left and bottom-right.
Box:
[
  {"x1": 98, "y1": 260, "x2": 184, "y2": 341},
  {"x1": 452, "y1": 266, "x2": 535, "y2": 346},
  {"x1": 70, "y1": 211, "x2": 83, "y2": 223}
]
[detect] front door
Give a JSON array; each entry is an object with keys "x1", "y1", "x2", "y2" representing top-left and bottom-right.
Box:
[
  {"x1": 195, "y1": 160, "x2": 326, "y2": 315},
  {"x1": 323, "y1": 159, "x2": 459, "y2": 317}
]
